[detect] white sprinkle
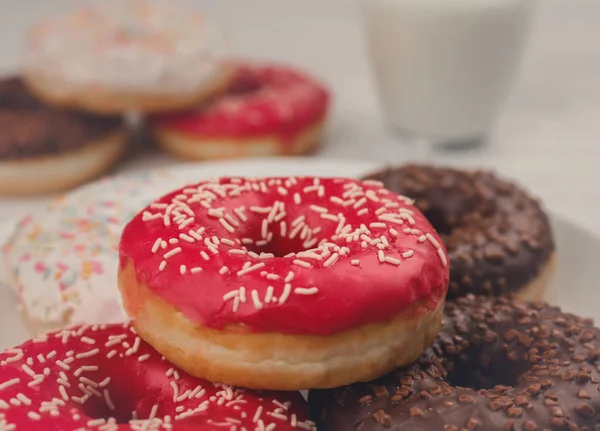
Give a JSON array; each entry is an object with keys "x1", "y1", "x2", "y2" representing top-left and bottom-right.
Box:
[
  {"x1": 164, "y1": 247, "x2": 182, "y2": 259},
  {"x1": 21, "y1": 364, "x2": 35, "y2": 377},
  {"x1": 200, "y1": 251, "x2": 210, "y2": 260},
  {"x1": 294, "y1": 193, "x2": 302, "y2": 204},
  {"x1": 350, "y1": 259, "x2": 361, "y2": 266},
  {"x1": 189, "y1": 230, "x2": 203, "y2": 241},
  {"x1": 81, "y1": 337, "x2": 96, "y2": 345},
  {"x1": 16, "y1": 393, "x2": 31, "y2": 405},
  {"x1": 296, "y1": 251, "x2": 322, "y2": 261},
  {"x1": 390, "y1": 228, "x2": 399, "y2": 237},
  {"x1": 279, "y1": 221, "x2": 288, "y2": 237},
  {"x1": 178, "y1": 218, "x2": 194, "y2": 229},
  {"x1": 363, "y1": 179, "x2": 384, "y2": 187},
  {"x1": 251, "y1": 290, "x2": 263, "y2": 310},
  {"x1": 310, "y1": 205, "x2": 328, "y2": 214},
  {"x1": 208, "y1": 208, "x2": 225, "y2": 218},
  {"x1": 76, "y1": 349, "x2": 99, "y2": 359},
  {"x1": 378, "y1": 215, "x2": 404, "y2": 225},
  {"x1": 99, "y1": 377, "x2": 111, "y2": 388},
  {"x1": 223, "y1": 290, "x2": 239, "y2": 301},
  {"x1": 191, "y1": 267, "x2": 203, "y2": 274},
  {"x1": 224, "y1": 214, "x2": 240, "y2": 228},
  {"x1": 378, "y1": 250, "x2": 385, "y2": 263},
  {"x1": 402, "y1": 250, "x2": 414, "y2": 258},
  {"x1": 74, "y1": 365, "x2": 98, "y2": 377},
  {"x1": 357, "y1": 208, "x2": 369, "y2": 216},
  {"x1": 180, "y1": 265, "x2": 187, "y2": 275},
  {"x1": 234, "y1": 207, "x2": 248, "y2": 222},
  {"x1": 46, "y1": 351, "x2": 57, "y2": 360},
  {"x1": 104, "y1": 390, "x2": 115, "y2": 411},
  {"x1": 219, "y1": 218, "x2": 236, "y2": 233},
  {"x1": 237, "y1": 262, "x2": 266, "y2": 276},
  {"x1": 179, "y1": 233, "x2": 195, "y2": 243},
  {"x1": 294, "y1": 287, "x2": 319, "y2": 295},
  {"x1": 253, "y1": 406, "x2": 264, "y2": 423},
  {"x1": 438, "y1": 249, "x2": 448, "y2": 266},
  {"x1": 169, "y1": 238, "x2": 179, "y2": 245},
  {"x1": 353, "y1": 197, "x2": 367, "y2": 209},
  {"x1": 59, "y1": 385, "x2": 69, "y2": 401},
  {"x1": 261, "y1": 219, "x2": 269, "y2": 239},
  {"x1": 285, "y1": 271, "x2": 295, "y2": 283},
  {"x1": 170, "y1": 381, "x2": 179, "y2": 402},
  {"x1": 279, "y1": 284, "x2": 292, "y2": 305},
  {"x1": 370, "y1": 222, "x2": 387, "y2": 229},
  {"x1": 27, "y1": 412, "x2": 41, "y2": 421},
  {"x1": 87, "y1": 419, "x2": 106, "y2": 427},
  {"x1": 418, "y1": 235, "x2": 427, "y2": 243},
  {"x1": 293, "y1": 259, "x2": 312, "y2": 268},
  {"x1": 385, "y1": 256, "x2": 402, "y2": 265},
  {"x1": 320, "y1": 213, "x2": 339, "y2": 222},
  {"x1": 150, "y1": 239, "x2": 165, "y2": 255},
  {"x1": 426, "y1": 233, "x2": 441, "y2": 249},
  {"x1": 0, "y1": 378, "x2": 19, "y2": 390},
  {"x1": 219, "y1": 266, "x2": 230, "y2": 275},
  {"x1": 106, "y1": 350, "x2": 117, "y2": 359},
  {"x1": 138, "y1": 354, "x2": 150, "y2": 362},
  {"x1": 323, "y1": 253, "x2": 340, "y2": 268},
  {"x1": 159, "y1": 261, "x2": 167, "y2": 271},
  {"x1": 265, "y1": 286, "x2": 274, "y2": 303}
]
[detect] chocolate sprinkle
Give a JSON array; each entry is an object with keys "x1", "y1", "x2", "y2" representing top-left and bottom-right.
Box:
[
  {"x1": 361, "y1": 165, "x2": 555, "y2": 298},
  {"x1": 309, "y1": 295, "x2": 600, "y2": 430},
  {"x1": 0, "y1": 76, "x2": 122, "y2": 159}
]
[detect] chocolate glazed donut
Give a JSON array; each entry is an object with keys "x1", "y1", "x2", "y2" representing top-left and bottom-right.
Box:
[
  {"x1": 362, "y1": 165, "x2": 555, "y2": 299},
  {"x1": 310, "y1": 295, "x2": 600, "y2": 431},
  {"x1": 0, "y1": 76, "x2": 122, "y2": 159}
]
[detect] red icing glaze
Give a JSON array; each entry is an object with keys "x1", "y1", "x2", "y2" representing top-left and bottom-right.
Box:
[
  {"x1": 150, "y1": 63, "x2": 330, "y2": 143},
  {"x1": 0, "y1": 324, "x2": 313, "y2": 430},
  {"x1": 119, "y1": 177, "x2": 450, "y2": 336}
]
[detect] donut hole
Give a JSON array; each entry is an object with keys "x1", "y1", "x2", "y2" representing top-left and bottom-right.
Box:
[
  {"x1": 444, "y1": 348, "x2": 529, "y2": 391},
  {"x1": 69, "y1": 363, "x2": 173, "y2": 425},
  {"x1": 237, "y1": 215, "x2": 332, "y2": 257},
  {"x1": 228, "y1": 72, "x2": 263, "y2": 96},
  {"x1": 244, "y1": 233, "x2": 319, "y2": 257}
]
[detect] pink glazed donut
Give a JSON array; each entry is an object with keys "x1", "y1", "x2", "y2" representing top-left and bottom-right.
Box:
[
  {"x1": 118, "y1": 176, "x2": 449, "y2": 390},
  {"x1": 150, "y1": 62, "x2": 331, "y2": 160}
]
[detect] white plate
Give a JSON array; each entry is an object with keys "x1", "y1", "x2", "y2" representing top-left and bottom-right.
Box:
[{"x1": 1, "y1": 158, "x2": 599, "y2": 351}]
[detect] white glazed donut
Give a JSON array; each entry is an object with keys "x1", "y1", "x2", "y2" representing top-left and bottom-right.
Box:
[
  {"x1": 22, "y1": 0, "x2": 233, "y2": 114},
  {"x1": 0, "y1": 170, "x2": 201, "y2": 335}
]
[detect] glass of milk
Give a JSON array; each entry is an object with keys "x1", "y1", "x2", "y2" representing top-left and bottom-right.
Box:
[{"x1": 362, "y1": 0, "x2": 534, "y2": 148}]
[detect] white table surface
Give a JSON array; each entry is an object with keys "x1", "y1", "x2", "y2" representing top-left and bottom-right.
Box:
[{"x1": 1, "y1": 0, "x2": 599, "y2": 235}]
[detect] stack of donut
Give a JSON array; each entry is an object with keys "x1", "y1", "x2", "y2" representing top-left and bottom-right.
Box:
[
  {"x1": 2, "y1": 0, "x2": 331, "y2": 195},
  {"x1": 4, "y1": 168, "x2": 599, "y2": 431}
]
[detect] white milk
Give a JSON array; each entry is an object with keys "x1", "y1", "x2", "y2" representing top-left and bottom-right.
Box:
[{"x1": 362, "y1": 0, "x2": 534, "y2": 144}]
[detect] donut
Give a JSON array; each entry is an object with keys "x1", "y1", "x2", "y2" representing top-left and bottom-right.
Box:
[
  {"x1": 1, "y1": 168, "x2": 204, "y2": 335},
  {"x1": 0, "y1": 323, "x2": 315, "y2": 431},
  {"x1": 22, "y1": 1, "x2": 233, "y2": 114},
  {"x1": 149, "y1": 62, "x2": 330, "y2": 160},
  {"x1": 0, "y1": 76, "x2": 125, "y2": 196},
  {"x1": 309, "y1": 294, "x2": 600, "y2": 431},
  {"x1": 118, "y1": 176, "x2": 449, "y2": 390},
  {"x1": 362, "y1": 164, "x2": 555, "y2": 300}
]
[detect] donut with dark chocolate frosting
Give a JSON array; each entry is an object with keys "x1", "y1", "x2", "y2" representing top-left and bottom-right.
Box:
[
  {"x1": 309, "y1": 294, "x2": 600, "y2": 431},
  {"x1": 361, "y1": 164, "x2": 555, "y2": 299},
  {"x1": 0, "y1": 76, "x2": 122, "y2": 159}
]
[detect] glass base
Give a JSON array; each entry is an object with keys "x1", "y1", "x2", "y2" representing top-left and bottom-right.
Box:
[{"x1": 391, "y1": 126, "x2": 488, "y2": 151}]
